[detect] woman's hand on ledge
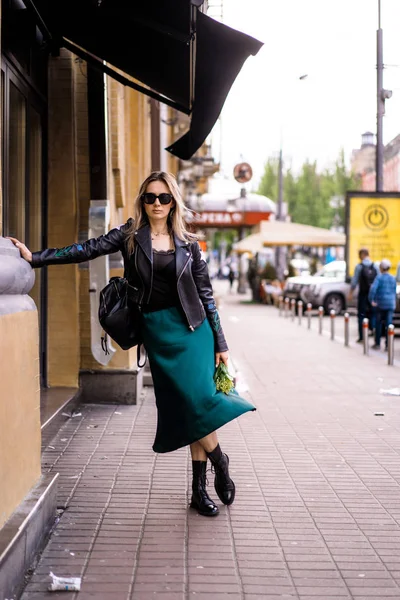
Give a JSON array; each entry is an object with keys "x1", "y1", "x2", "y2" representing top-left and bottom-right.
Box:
[{"x1": 6, "y1": 237, "x2": 33, "y2": 263}]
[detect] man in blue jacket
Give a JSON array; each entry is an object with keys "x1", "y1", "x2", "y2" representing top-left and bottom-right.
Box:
[{"x1": 369, "y1": 259, "x2": 397, "y2": 350}]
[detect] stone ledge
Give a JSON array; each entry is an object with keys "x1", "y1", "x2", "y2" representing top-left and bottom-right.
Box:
[
  {"x1": 0, "y1": 294, "x2": 36, "y2": 316},
  {"x1": 41, "y1": 388, "x2": 81, "y2": 451},
  {"x1": 143, "y1": 362, "x2": 153, "y2": 387},
  {"x1": 0, "y1": 473, "x2": 58, "y2": 600},
  {"x1": 79, "y1": 368, "x2": 143, "y2": 404},
  {"x1": 0, "y1": 237, "x2": 35, "y2": 297}
]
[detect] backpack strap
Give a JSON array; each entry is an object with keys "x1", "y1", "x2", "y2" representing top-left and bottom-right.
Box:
[
  {"x1": 101, "y1": 332, "x2": 110, "y2": 355},
  {"x1": 137, "y1": 343, "x2": 147, "y2": 368},
  {"x1": 101, "y1": 333, "x2": 147, "y2": 369}
]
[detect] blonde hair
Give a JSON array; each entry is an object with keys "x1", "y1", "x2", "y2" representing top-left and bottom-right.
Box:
[{"x1": 125, "y1": 171, "x2": 198, "y2": 255}]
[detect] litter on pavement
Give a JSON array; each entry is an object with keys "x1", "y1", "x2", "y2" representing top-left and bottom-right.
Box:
[
  {"x1": 62, "y1": 411, "x2": 82, "y2": 418},
  {"x1": 49, "y1": 572, "x2": 81, "y2": 592},
  {"x1": 380, "y1": 387, "x2": 400, "y2": 396}
]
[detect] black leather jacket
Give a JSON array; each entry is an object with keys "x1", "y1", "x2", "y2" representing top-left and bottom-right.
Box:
[{"x1": 31, "y1": 222, "x2": 228, "y2": 352}]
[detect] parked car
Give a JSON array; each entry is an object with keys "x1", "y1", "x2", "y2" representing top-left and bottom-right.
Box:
[
  {"x1": 283, "y1": 261, "x2": 350, "y2": 313},
  {"x1": 302, "y1": 261, "x2": 355, "y2": 314}
]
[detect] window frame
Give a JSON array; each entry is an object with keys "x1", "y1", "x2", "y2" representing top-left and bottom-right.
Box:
[{"x1": 2, "y1": 56, "x2": 48, "y2": 386}]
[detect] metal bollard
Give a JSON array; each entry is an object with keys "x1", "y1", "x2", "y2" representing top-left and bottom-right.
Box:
[
  {"x1": 388, "y1": 324, "x2": 395, "y2": 365},
  {"x1": 344, "y1": 312, "x2": 350, "y2": 347},
  {"x1": 279, "y1": 297, "x2": 284, "y2": 316},
  {"x1": 284, "y1": 297, "x2": 289, "y2": 318},
  {"x1": 330, "y1": 309, "x2": 336, "y2": 340},
  {"x1": 298, "y1": 301, "x2": 303, "y2": 325},
  {"x1": 318, "y1": 306, "x2": 324, "y2": 334},
  {"x1": 307, "y1": 303, "x2": 312, "y2": 329},
  {"x1": 363, "y1": 318, "x2": 369, "y2": 355},
  {"x1": 291, "y1": 299, "x2": 296, "y2": 321}
]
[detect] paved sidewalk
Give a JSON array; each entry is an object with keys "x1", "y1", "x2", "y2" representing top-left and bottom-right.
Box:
[{"x1": 21, "y1": 287, "x2": 400, "y2": 600}]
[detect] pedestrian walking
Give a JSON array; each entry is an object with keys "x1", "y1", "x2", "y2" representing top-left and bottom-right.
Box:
[
  {"x1": 228, "y1": 265, "x2": 236, "y2": 293},
  {"x1": 348, "y1": 248, "x2": 378, "y2": 342},
  {"x1": 369, "y1": 259, "x2": 397, "y2": 350},
  {"x1": 8, "y1": 171, "x2": 255, "y2": 518}
]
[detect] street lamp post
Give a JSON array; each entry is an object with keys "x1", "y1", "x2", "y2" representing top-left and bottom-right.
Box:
[
  {"x1": 376, "y1": 0, "x2": 392, "y2": 192},
  {"x1": 376, "y1": 1, "x2": 384, "y2": 192},
  {"x1": 232, "y1": 162, "x2": 253, "y2": 294},
  {"x1": 277, "y1": 147, "x2": 283, "y2": 220},
  {"x1": 237, "y1": 187, "x2": 248, "y2": 294},
  {"x1": 275, "y1": 146, "x2": 285, "y2": 281}
]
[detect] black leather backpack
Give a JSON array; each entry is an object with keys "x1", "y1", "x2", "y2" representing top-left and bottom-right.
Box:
[{"x1": 98, "y1": 277, "x2": 146, "y2": 367}]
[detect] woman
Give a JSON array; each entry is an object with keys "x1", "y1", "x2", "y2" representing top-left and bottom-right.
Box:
[{"x1": 9, "y1": 171, "x2": 255, "y2": 517}]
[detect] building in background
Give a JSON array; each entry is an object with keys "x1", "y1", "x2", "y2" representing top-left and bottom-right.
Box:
[
  {"x1": 351, "y1": 131, "x2": 376, "y2": 178},
  {"x1": 351, "y1": 131, "x2": 400, "y2": 192},
  {"x1": 0, "y1": 18, "x2": 158, "y2": 598}
]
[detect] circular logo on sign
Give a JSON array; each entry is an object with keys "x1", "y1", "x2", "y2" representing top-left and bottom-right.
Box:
[
  {"x1": 363, "y1": 204, "x2": 389, "y2": 231},
  {"x1": 233, "y1": 162, "x2": 253, "y2": 183}
]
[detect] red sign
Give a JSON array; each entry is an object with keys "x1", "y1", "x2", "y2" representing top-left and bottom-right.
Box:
[
  {"x1": 186, "y1": 211, "x2": 271, "y2": 227},
  {"x1": 198, "y1": 240, "x2": 207, "y2": 252},
  {"x1": 234, "y1": 162, "x2": 253, "y2": 183}
]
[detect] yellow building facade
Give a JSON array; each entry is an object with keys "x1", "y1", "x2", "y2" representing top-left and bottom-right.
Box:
[{"x1": 0, "y1": 6, "x2": 178, "y2": 595}]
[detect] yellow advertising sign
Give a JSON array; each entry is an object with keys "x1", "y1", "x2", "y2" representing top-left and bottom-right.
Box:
[{"x1": 347, "y1": 194, "x2": 400, "y2": 276}]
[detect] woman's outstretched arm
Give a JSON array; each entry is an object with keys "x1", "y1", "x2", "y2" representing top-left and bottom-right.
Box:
[{"x1": 7, "y1": 222, "x2": 129, "y2": 267}]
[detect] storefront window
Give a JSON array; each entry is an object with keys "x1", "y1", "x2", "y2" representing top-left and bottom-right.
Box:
[
  {"x1": 8, "y1": 82, "x2": 27, "y2": 240},
  {"x1": 28, "y1": 108, "x2": 43, "y2": 321},
  {"x1": 2, "y1": 1, "x2": 48, "y2": 386},
  {"x1": 2, "y1": 61, "x2": 46, "y2": 384}
]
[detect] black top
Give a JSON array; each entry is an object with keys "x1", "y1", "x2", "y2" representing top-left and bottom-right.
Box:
[{"x1": 144, "y1": 249, "x2": 180, "y2": 312}]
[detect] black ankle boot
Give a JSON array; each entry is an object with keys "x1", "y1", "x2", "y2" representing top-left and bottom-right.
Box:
[
  {"x1": 207, "y1": 444, "x2": 236, "y2": 506},
  {"x1": 190, "y1": 461, "x2": 219, "y2": 517}
]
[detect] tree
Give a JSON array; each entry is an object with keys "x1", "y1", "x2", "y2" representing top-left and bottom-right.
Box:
[
  {"x1": 258, "y1": 158, "x2": 279, "y2": 201},
  {"x1": 331, "y1": 149, "x2": 360, "y2": 227},
  {"x1": 257, "y1": 150, "x2": 361, "y2": 229}
]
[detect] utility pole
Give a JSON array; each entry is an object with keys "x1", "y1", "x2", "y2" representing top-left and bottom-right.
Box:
[
  {"x1": 277, "y1": 147, "x2": 283, "y2": 220},
  {"x1": 376, "y1": 0, "x2": 392, "y2": 192},
  {"x1": 275, "y1": 146, "x2": 284, "y2": 280},
  {"x1": 376, "y1": 0, "x2": 384, "y2": 192}
]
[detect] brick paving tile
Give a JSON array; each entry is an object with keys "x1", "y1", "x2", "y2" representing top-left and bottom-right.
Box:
[
  {"x1": 297, "y1": 597, "x2": 351, "y2": 600},
  {"x1": 187, "y1": 595, "x2": 242, "y2": 600},
  {"x1": 20, "y1": 291, "x2": 400, "y2": 599},
  {"x1": 346, "y1": 579, "x2": 399, "y2": 588},
  {"x1": 244, "y1": 597, "x2": 296, "y2": 600},
  {"x1": 74, "y1": 595, "x2": 129, "y2": 600},
  {"x1": 294, "y1": 587, "x2": 350, "y2": 595},
  {"x1": 243, "y1": 584, "x2": 296, "y2": 594}
]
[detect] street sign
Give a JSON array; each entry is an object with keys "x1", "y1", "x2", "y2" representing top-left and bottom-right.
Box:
[{"x1": 233, "y1": 162, "x2": 253, "y2": 183}]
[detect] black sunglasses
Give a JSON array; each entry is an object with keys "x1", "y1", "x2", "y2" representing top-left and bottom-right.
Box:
[{"x1": 142, "y1": 192, "x2": 173, "y2": 205}]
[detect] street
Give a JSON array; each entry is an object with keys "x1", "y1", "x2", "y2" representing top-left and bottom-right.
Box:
[{"x1": 21, "y1": 286, "x2": 400, "y2": 600}]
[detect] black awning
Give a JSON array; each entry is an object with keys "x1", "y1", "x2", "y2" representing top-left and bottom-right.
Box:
[
  {"x1": 30, "y1": 0, "x2": 263, "y2": 159},
  {"x1": 167, "y1": 12, "x2": 263, "y2": 160}
]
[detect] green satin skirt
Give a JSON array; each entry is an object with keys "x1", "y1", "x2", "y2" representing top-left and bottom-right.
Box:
[{"x1": 141, "y1": 306, "x2": 256, "y2": 453}]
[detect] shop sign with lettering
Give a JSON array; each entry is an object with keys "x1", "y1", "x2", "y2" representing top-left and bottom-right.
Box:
[{"x1": 186, "y1": 211, "x2": 271, "y2": 227}]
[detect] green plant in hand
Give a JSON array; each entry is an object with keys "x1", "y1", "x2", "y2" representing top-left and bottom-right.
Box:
[{"x1": 214, "y1": 362, "x2": 234, "y2": 394}]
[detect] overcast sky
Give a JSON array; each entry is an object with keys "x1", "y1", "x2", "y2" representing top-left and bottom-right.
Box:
[{"x1": 210, "y1": 0, "x2": 400, "y2": 188}]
